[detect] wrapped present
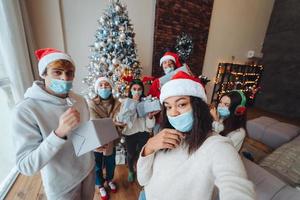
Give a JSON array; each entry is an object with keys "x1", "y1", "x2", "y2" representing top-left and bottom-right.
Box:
[
  {"x1": 137, "y1": 96, "x2": 161, "y2": 117},
  {"x1": 116, "y1": 98, "x2": 138, "y2": 129},
  {"x1": 71, "y1": 118, "x2": 119, "y2": 157},
  {"x1": 159, "y1": 64, "x2": 190, "y2": 87}
]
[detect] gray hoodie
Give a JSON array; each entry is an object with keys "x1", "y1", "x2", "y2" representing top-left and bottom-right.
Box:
[{"x1": 11, "y1": 81, "x2": 95, "y2": 199}]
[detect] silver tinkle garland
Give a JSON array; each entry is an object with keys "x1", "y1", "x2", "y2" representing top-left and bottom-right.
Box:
[{"x1": 83, "y1": 0, "x2": 142, "y2": 99}]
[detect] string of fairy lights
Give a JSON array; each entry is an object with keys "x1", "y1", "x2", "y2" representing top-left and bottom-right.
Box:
[{"x1": 212, "y1": 62, "x2": 263, "y2": 103}]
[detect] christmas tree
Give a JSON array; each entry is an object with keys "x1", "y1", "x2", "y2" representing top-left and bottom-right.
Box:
[{"x1": 83, "y1": 0, "x2": 142, "y2": 98}]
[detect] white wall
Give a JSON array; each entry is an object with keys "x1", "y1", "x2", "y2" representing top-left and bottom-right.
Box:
[
  {"x1": 202, "y1": 0, "x2": 275, "y2": 102},
  {"x1": 25, "y1": 0, "x2": 156, "y2": 93},
  {"x1": 25, "y1": 0, "x2": 65, "y2": 50}
]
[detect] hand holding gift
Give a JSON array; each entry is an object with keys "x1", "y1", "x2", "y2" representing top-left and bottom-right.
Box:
[
  {"x1": 148, "y1": 110, "x2": 160, "y2": 119},
  {"x1": 137, "y1": 96, "x2": 161, "y2": 118},
  {"x1": 115, "y1": 98, "x2": 138, "y2": 128},
  {"x1": 55, "y1": 107, "x2": 80, "y2": 138}
]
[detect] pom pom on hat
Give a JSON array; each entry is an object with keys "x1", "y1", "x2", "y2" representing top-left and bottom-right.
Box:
[
  {"x1": 94, "y1": 76, "x2": 113, "y2": 93},
  {"x1": 160, "y1": 71, "x2": 207, "y2": 103},
  {"x1": 35, "y1": 48, "x2": 74, "y2": 78},
  {"x1": 160, "y1": 52, "x2": 182, "y2": 68}
]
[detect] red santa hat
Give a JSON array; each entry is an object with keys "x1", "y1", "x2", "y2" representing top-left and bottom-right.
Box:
[
  {"x1": 35, "y1": 48, "x2": 74, "y2": 78},
  {"x1": 160, "y1": 71, "x2": 207, "y2": 103},
  {"x1": 94, "y1": 76, "x2": 113, "y2": 93},
  {"x1": 159, "y1": 52, "x2": 182, "y2": 68}
]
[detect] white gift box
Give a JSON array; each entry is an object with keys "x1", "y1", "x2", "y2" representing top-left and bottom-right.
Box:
[
  {"x1": 159, "y1": 64, "x2": 190, "y2": 87},
  {"x1": 137, "y1": 98, "x2": 161, "y2": 117},
  {"x1": 71, "y1": 118, "x2": 119, "y2": 157},
  {"x1": 116, "y1": 98, "x2": 138, "y2": 128}
]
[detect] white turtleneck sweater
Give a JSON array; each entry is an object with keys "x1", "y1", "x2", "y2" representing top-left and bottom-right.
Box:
[{"x1": 137, "y1": 135, "x2": 255, "y2": 200}]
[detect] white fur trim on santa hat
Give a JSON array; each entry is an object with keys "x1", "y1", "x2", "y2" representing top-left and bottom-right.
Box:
[
  {"x1": 94, "y1": 77, "x2": 113, "y2": 93},
  {"x1": 160, "y1": 79, "x2": 207, "y2": 103},
  {"x1": 38, "y1": 52, "x2": 74, "y2": 77},
  {"x1": 160, "y1": 55, "x2": 176, "y2": 66}
]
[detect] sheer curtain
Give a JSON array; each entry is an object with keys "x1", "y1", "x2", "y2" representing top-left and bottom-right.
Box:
[
  {"x1": 0, "y1": 0, "x2": 35, "y2": 197},
  {"x1": 0, "y1": 0, "x2": 34, "y2": 102}
]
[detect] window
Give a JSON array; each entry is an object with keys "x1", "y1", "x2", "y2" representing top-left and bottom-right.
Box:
[{"x1": 0, "y1": 49, "x2": 17, "y2": 196}]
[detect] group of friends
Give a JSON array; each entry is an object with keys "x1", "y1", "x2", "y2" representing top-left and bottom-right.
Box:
[{"x1": 11, "y1": 48, "x2": 256, "y2": 200}]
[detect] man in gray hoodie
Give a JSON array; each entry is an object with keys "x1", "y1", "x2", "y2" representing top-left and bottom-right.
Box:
[{"x1": 11, "y1": 48, "x2": 95, "y2": 200}]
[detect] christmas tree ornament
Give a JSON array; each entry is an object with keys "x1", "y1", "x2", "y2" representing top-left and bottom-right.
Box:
[
  {"x1": 112, "y1": 58, "x2": 119, "y2": 65},
  {"x1": 99, "y1": 16, "x2": 105, "y2": 24},
  {"x1": 107, "y1": 37, "x2": 113, "y2": 43},
  {"x1": 115, "y1": 5, "x2": 121, "y2": 12},
  {"x1": 112, "y1": 31, "x2": 118, "y2": 37},
  {"x1": 103, "y1": 30, "x2": 108, "y2": 37},
  {"x1": 114, "y1": 18, "x2": 120, "y2": 25},
  {"x1": 109, "y1": 64, "x2": 115, "y2": 71},
  {"x1": 100, "y1": 57, "x2": 106, "y2": 63},
  {"x1": 100, "y1": 41, "x2": 106, "y2": 47},
  {"x1": 106, "y1": 58, "x2": 112, "y2": 64},
  {"x1": 94, "y1": 42, "x2": 101, "y2": 49},
  {"x1": 119, "y1": 32, "x2": 126, "y2": 42},
  {"x1": 119, "y1": 25, "x2": 125, "y2": 31}
]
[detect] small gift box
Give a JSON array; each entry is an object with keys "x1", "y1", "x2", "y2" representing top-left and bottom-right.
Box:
[
  {"x1": 137, "y1": 96, "x2": 161, "y2": 117},
  {"x1": 159, "y1": 64, "x2": 190, "y2": 87},
  {"x1": 116, "y1": 98, "x2": 138, "y2": 128}
]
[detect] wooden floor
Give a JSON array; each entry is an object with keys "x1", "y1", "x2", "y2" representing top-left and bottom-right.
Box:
[{"x1": 5, "y1": 165, "x2": 141, "y2": 200}]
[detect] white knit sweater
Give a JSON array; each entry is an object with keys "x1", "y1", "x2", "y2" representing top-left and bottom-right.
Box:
[
  {"x1": 212, "y1": 121, "x2": 246, "y2": 151},
  {"x1": 137, "y1": 135, "x2": 255, "y2": 200}
]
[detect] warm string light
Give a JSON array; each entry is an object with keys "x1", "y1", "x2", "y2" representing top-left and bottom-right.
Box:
[
  {"x1": 212, "y1": 62, "x2": 263, "y2": 103},
  {"x1": 231, "y1": 72, "x2": 260, "y2": 76}
]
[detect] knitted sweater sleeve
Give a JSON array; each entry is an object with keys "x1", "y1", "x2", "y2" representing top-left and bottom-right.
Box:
[
  {"x1": 137, "y1": 146, "x2": 155, "y2": 186},
  {"x1": 12, "y1": 108, "x2": 66, "y2": 176},
  {"x1": 212, "y1": 141, "x2": 256, "y2": 200},
  {"x1": 227, "y1": 128, "x2": 246, "y2": 151}
]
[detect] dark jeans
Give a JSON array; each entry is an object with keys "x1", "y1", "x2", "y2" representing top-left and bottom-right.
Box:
[
  {"x1": 125, "y1": 132, "x2": 150, "y2": 172},
  {"x1": 94, "y1": 148, "x2": 116, "y2": 186}
]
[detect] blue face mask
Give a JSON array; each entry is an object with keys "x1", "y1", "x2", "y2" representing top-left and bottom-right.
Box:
[
  {"x1": 163, "y1": 67, "x2": 174, "y2": 74},
  {"x1": 98, "y1": 88, "x2": 112, "y2": 99},
  {"x1": 131, "y1": 90, "x2": 142, "y2": 97},
  {"x1": 217, "y1": 106, "x2": 230, "y2": 118},
  {"x1": 167, "y1": 110, "x2": 194, "y2": 133},
  {"x1": 49, "y1": 79, "x2": 73, "y2": 94}
]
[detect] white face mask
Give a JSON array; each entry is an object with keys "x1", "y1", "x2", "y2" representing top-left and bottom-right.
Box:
[
  {"x1": 163, "y1": 67, "x2": 174, "y2": 74},
  {"x1": 167, "y1": 110, "x2": 194, "y2": 133},
  {"x1": 49, "y1": 79, "x2": 73, "y2": 94},
  {"x1": 217, "y1": 106, "x2": 230, "y2": 118}
]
